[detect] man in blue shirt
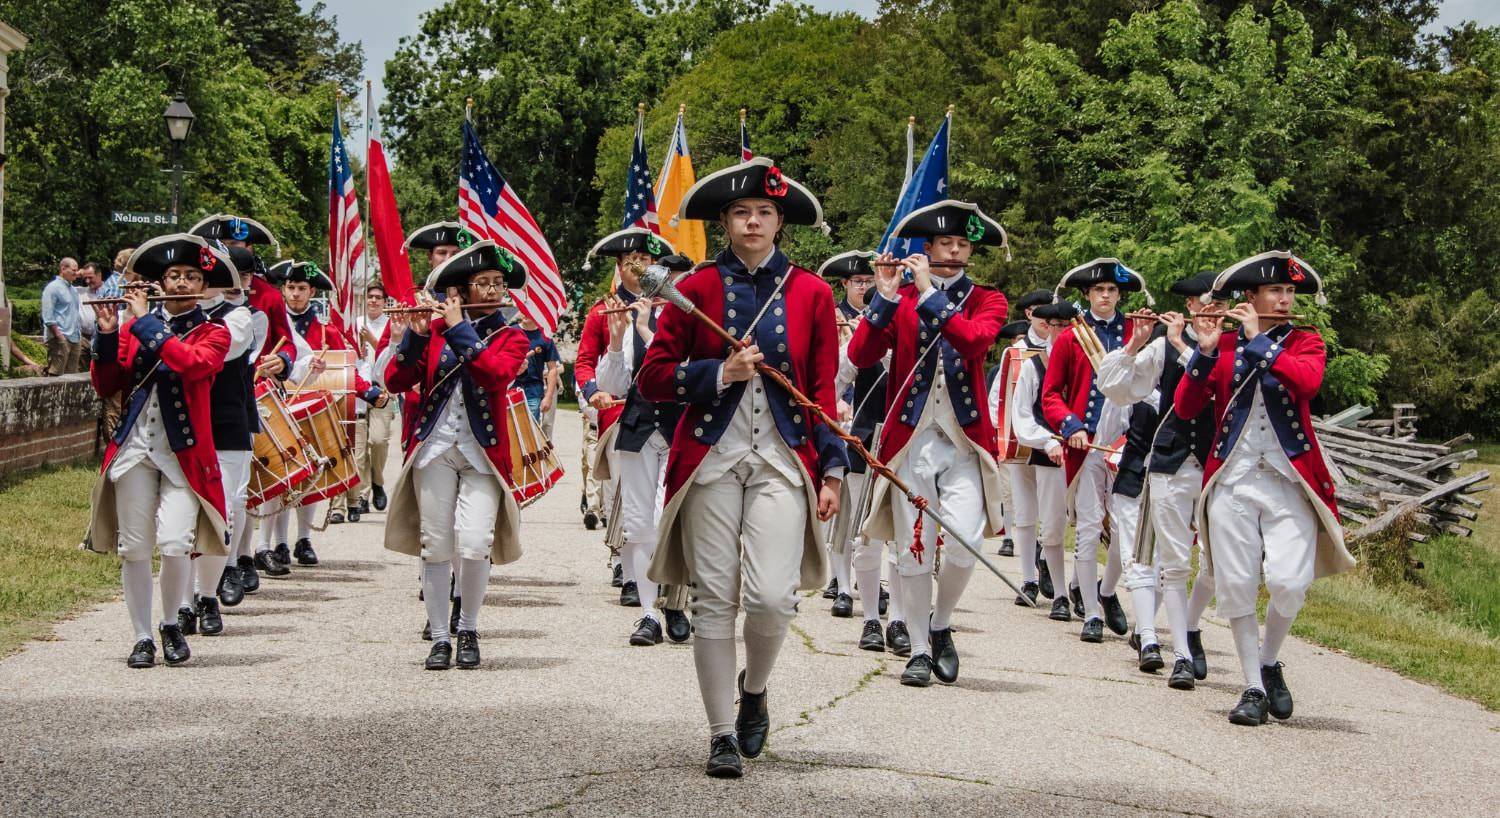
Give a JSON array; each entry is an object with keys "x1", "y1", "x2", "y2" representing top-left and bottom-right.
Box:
[
  {"x1": 42, "y1": 257, "x2": 83, "y2": 375},
  {"x1": 514, "y1": 314, "x2": 560, "y2": 425}
]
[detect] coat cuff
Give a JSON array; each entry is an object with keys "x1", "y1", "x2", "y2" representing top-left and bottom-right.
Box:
[
  {"x1": 580, "y1": 378, "x2": 599, "y2": 401},
  {"x1": 394, "y1": 327, "x2": 429, "y2": 366},
  {"x1": 127, "y1": 313, "x2": 169, "y2": 355},
  {"x1": 813, "y1": 423, "x2": 851, "y2": 478},
  {"x1": 1186, "y1": 349, "x2": 1218, "y2": 381},
  {"x1": 673, "y1": 359, "x2": 722, "y2": 404},
  {"x1": 1059, "y1": 414, "x2": 1087, "y2": 438},
  {"x1": 914, "y1": 287, "x2": 958, "y2": 330},
  {"x1": 1240, "y1": 333, "x2": 1284, "y2": 372},
  {"x1": 441, "y1": 319, "x2": 487, "y2": 362},
  {"x1": 864, "y1": 292, "x2": 900, "y2": 329},
  {"x1": 274, "y1": 350, "x2": 293, "y2": 381},
  {"x1": 93, "y1": 329, "x2": 118, "y2": 362}
]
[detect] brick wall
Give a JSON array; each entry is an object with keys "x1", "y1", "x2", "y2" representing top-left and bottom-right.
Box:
[{"x1": 0, "y1": 374, "x2": 101, "y2": 476}]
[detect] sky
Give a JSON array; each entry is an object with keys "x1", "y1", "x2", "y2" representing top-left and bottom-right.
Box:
[{"x1": 304, "y1": 0, "x2": 1500, "y2": 144}]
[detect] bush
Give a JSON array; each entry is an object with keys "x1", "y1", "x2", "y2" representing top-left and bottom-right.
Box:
[{"x1": 8, "y1": 299, "x2": 41, "y2": 335}]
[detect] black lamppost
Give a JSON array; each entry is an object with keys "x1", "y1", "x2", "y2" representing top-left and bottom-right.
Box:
[{"x1": 162, "y1": 92, "x2": 194, "y2": 226}]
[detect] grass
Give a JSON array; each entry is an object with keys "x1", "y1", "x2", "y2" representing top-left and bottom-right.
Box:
[{"x1": 0, "y1": 462, "x2": 119, "y2": 653}]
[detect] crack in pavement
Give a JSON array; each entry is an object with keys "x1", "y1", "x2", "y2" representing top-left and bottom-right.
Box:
[
  {"x1": 759, "y1": 751, "x2": 994, "y2": 786},
  {"x1": 772, "y1": 663, "x2": 885, "y2": 735},
  {"x1": 1090, "y1": 731, "x2": 1218, "y2": 777}
]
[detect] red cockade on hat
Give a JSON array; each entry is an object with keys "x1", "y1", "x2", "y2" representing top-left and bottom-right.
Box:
[
  {"x1": 763, "y1": 166, "x2": 787, "y2": 198},
  {"x1": 199, "y1": 246, "x2": 218, "y2": 271},
  {"x1": 1287, "y1": 257, "x2": 1307, "y2": 283}
]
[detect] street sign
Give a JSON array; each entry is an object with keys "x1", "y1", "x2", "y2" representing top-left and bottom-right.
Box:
[{"x1": 110, "y1": 211, "x2": 177, "y2": 226}]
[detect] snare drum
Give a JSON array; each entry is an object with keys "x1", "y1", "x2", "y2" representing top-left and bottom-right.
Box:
[
  {"x1": 288, "y1": 348, "x2": 358, "y2": 443},
  {"x1": 248, "y1": 382, "x2": 317, "y2": 510},
  {"x1": 503, "y1": 388, "x2": 563, "y2": 507},
  {"x1": 287, "y1": 390, "x2": 360, "y2": 505},
  {"x1": 995, "y1": 345, "x2": 1042, "y2": 464}
]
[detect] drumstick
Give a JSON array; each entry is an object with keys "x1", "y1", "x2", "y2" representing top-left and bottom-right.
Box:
[
  {"x1": 1050, "y1": 434, "x2": 1119, "y2": 455},
  {"x1": 291, "y1": 349, "x2": 327, "y2": 393},
  {"x1": 254, "y1": 338, "x2": 288, "y2": 378}
]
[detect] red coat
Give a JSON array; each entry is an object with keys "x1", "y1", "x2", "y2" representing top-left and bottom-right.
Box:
[
  {"x1": 1041, "y1": 316, "x2": 1136, "y2": 485},
  {"x1": 637, "y1": 261, "x2": 844, "y2": 504},
  {"x1": 384, "y1": 317, "x2": 530, "y2": 472},
  {"x1": 847, "y1": 280, "x2": 1007, "y2": 462},
  {"x1": 247, "y1": 275, "x2": 297, "y2": 366},
  {"x1": 574, "y1": 297, "x2": 625, "y2": 434},
  {"x1": 89, "y1": 310, "x2": 231, "y2": 553},
  {"x1": 1174, "y1": 327, "x2": 1340, "y2": 521}
]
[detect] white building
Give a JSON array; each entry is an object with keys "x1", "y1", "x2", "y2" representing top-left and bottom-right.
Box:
[{"x1": 0, "y1": 21, "x2": 29, "y2": 368}]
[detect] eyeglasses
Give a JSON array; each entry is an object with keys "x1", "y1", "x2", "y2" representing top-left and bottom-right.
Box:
[
  {"x1": 163, "y1": 271, "x2": 205, "y2": 284},
  {"x1": 470, "y1": 279, "x2": 507, "y2": 291},
  {"x1": 847, "y1": 278, "x2": 874, "y2": 287}
]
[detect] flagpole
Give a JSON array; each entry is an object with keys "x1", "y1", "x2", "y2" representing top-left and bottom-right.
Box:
[
  {"x1": 332, "y1": 88, "x2": 342, "y2": 306},
  {"x1": 359, "y1": 79, "x2": 372, "y2": 341}
]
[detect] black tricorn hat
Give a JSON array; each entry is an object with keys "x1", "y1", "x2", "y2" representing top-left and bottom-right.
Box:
[
  {"x1": 817, "y1": 250, "x2": 876, "y2": 279},
  {"x1": 998, "y1": 320, "x2": 1030, "y2": 341},
  {"x1": 588, "y1": 227, "x2": 676, "y2": 260},
  {"x1": 1053, "y1": 257, "x2": 1154, "y2": 305},
  {"x1": 1208, "y1": 251, "x2": 1326, "y2": 305},
  {"x1": 1169, "y1": 270, "x2": 1237, "y2": 302},
  {"x1": 127, "y1": 234, "x2": 241, "y2": 289},
  {"x1": 678, "y1": 156, "x2": 823, "y2": 227},
  {"x1": 189, "y1": 213, "x2": 280, "y2": 255},
  {"x1": 429, "y1": 240, "x2": 528, "y2": 293},
  {"x1": 280, "y1": 261, "x2": 334, "y2": 291},
  {"x1": 1032, "y1": 300, "x2": 1079, "y2": 322},
  {"x1": 404, "y1": 221, "x2": 475, "y2": 252},
  {"x1": 266, "y1": 259, "x2": 292, "y2": 285},
  {"x1": 892, "y1": 200, "x2": 1008, "y2": 249},
  {"x1": 1012, "y1": 289, "x2": 1054, "y2": 316},
  {"x1": 657, "y1": 254, "x2": 696, "y2": 273},
  {"x1": 224, "y1": 246, "x2": 264, "y2": 284}
]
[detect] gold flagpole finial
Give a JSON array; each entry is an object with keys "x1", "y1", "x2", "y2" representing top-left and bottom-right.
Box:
[
  {"x1": 739, "y1": 107, "x2": 747, "y2": 122},
  {"x1": 638, "y1": 101, "x2": 646, "y2": 113},
  {"x1": 908, "y1": 115, "x2": 916, "y2": 125},
  {"x1": 946, "y1": 103, "x2": 955, "y2": 117},
  {"x1": 679, "y1": 103, "x2": 687, "y2": 116},
  {"x1": 365, "y1": 79, "x2": 372, "y2": 89}
]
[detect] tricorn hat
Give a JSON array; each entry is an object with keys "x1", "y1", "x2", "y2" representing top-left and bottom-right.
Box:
[
  {"x1": 1207, "y1": 251, "x2": 1326, "y2": 305},
  {"x1": 678, "y1": 156, "x2": 823, "y2": 227},
  {"x1": 892, "y1": 200, "x2": 1008, "y2": 251},
  {"x1": 127, "y1": 234, "x2": 241, "y2": 290},
  {"x1": 404, "y1": 221, "x2": 475, "y2": 253},
  {"x1": 1053, "y1": 258, "x2": 1154, "y2": 305},
  {"x1": 817, "y1": 250, "x2": 877, "y2": 279},
  {"x1": 280, "y1": 261, "x2": 334, "y2": 291},
  {"x1": 997, "y1": 320, "x2": 1030, "y2": 341},
  {"x1": 189, "y1": 213, "x2": 280, "y2": 256},
  {"x1": 1012, "y1": 288, "x2": 1054, "y2": 316},
  {"x1": 429, "y1": 240, "x2": 528, "y2": 293},
  {"x1": 1032, "y1": 300, "x2": 1079, "y2": 322}
]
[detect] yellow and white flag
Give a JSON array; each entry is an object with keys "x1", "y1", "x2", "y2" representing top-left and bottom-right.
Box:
[{"x1": 655, "y1": 108, "x2": 707, "y2": 263}]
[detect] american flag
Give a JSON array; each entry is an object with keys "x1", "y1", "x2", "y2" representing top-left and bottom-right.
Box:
[
  {"x1": 740, "y1": 112, "x2": 753, "y2": 161},
  {"x1": 327, "y1": 109, "x2": 362, "y2": 334},
  {"x1": 623, "y1": 111, "x2": 659, "y2": 232},
  {"x1": 458, "y1": 120, "x2": 566, "y2": 335}
]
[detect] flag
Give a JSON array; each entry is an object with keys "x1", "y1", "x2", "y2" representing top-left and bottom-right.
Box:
[
  {"x1": 623, "y1": 108, "x2": 659, "y2": 233},
  {"x1": 459, "y1": 119, "x2": 566, "y2": 335},
  {"x1": 739, "y1": 108, "x2": 753, "y2": 161},
  {"x1": 877, "y1": 113, "x2": 950, "y2": 258},
  {"x1": 367, "y1": 135, "x2": 415, "y2": 306},
  {"x1": 327, "y1": 107, "x2": 363, "y2": 336},
  {"x1": 656, "y1": 111, "x2": 707, "y2": 263}
]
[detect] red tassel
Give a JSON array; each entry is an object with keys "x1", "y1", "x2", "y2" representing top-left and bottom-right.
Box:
[{"x1": 909, "y1": 496, "x2": 929, "y2": 564}]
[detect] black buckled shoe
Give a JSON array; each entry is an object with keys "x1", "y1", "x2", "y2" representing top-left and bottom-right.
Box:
[
  {"x1": 1098, "y1": 582, "x2": 1128, "y2": 636},
  {"x1": 357, "y1": 497, "x2": 370, "y2": 515},
  {"x1": 449, "y1": 596, "x2": 462, "y2": 635},
  {"x1": 372, "y1": 484, "x2": 387, "y2": 511},
  {"x1": 1262, "y1": 662, "x2": 1293, "y2": 720},
  {"x1": 126, "y1": 639, "x2": 156, "y2": 669},
  {"x1": 886, "y1": 621, "x2": 911, "y2": 657},
  {"x1": 1037, "y1": 547, "x2": 1054, "y2": 599},
  {"x1": 1138, "y1": 642, "x2": 1164, "y2": 673},
  {"x1": 1228, "y1": 688, "x2": 1269, "y2": 726},
  {"x1": 273, "y1": 542, "x2": 291, "y2": 566},
  {"x1": 1080, "y1": 618, "x2": 1104, "y2": 643},
  {"x1": 1015, "y1": 581, "x2": 1039, "y2": 607},
  {"x1": 619, "y1": 581, "x2": 640, "y2": 607},
  {"x1": 735, "y1": 670, "x2": 770, "y2": 759},
  {"x1": 583, "y1": 510, "x2": 599, "y2": 530},
  {"x1": 347, "y1": 506, "x2": 361, "y2": 523},
  {"x1": 159, "y1": 623, "x2": 190, "y2": 666},
  {"x1": 196, "y1": 596, "x2": 224, "y2": 636},
  {"x1": 1187, "y1": 630, "x2": 1208, "y2": 680},
  {"x1": 998, "y1": 538, "x2": 1014, "y2": 557},
  {"x1": 421, "y1": 620, "x2": 432, "y2": 641},
  {"x1": 455, "y1": 630, "x2": 480, "y2": 668},
  {"x1": 900, "y1": 654, "x2": 934, "y2": 687},
  {"x1": 610, "y1": 563, "x2": 623, "y2": 588},
  {"x1": 1069, "y1": 584, "x2": 1084, "y2": 618},
  {"x1": 879, "y1": 586, "x2": 889, "y2": 617},
  {"x1": 217, "y1": 565, "x2": 244, "y2": 607},
  {"x1": 630, "y1": 616, "x2": 663, "y2": 646},
  {"x1": 176, "y1": 605, "x2": 198, "y2": 636},
  {"x1": 237, "y1": 555, "x2": 262, "y2": 593},
  {"x1": 859, "y1": 620, "x2": 885, "y2": 652},
  {"x1": 705, "y1": 734, "x2": 743, "y2": 779},
  {"x1": 664, "y1": 608, "x2": 691, "y2": 643},
  {"x1": 425, "y1": 640, "x2": 452, "y2": 670},
  {"x1": 1168, "y1": 658, "x2": 1196, "y2": 690},
  {"x1": 930, "y1": 627, "x2": 959, "y2": 684},
  {"x1": 328, "y1": 511, "x2": 345, "y2": 525},
  {"x1": 822, "y1": 578, "x2": 839, "y2": 600},
  {"x1": 831, "y1": 593, "x2": 854, "y2": 618},
  {"x1": 1049, "y1": 596, "x2": 1072, "y2": 622},
  {"x1": 293, "y1": 538, "x2": 318, "y2": 566}
]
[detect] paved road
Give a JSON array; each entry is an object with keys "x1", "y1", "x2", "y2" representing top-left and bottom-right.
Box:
[{"x1": 3, "y1": 410, "x2": 1497, "y2": 816}]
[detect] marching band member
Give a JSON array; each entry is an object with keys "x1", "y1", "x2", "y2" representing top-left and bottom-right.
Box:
[
  {"x1": 86, "y1": 234, "x2": 234, "y2": 668},
  {"x1": 1176, "y1": 252, "x2": 1355, "y2": 725},
  {"x1": 590, "y1": 228, "x2": 692, "y2": 646},
  {"x1": 820, "y1": 251, "x2": 902, "y2": 651},
  {"x1": 354, "y1": 284, "x2": 398, "y2": 516},
  {"x1": 989, "y1": 291, "x2": 1064, "y2": 608},
  {"x1": 575, "y1": 250, "x2": 630, "y2": 590},
  {"x1": 176, "y1": 246, "x2": 266, "y2": 637},
  {"x1": 638, "y1": 157, "x2": 846, "y2": 778},
  {"x1": 384, "y1": 241, "x2": 532, "y2": 670},
  {"x1": 1097, "y1": 271, "x2": 1224, "y2": 688},
  {"x1": 849, "y1": 200, "x2": 1009, "y2": 687},
  {"x1": 1041, "y1": 259, "x2": 1152, "y2": 643}
]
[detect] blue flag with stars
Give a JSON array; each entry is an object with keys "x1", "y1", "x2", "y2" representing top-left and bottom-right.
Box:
[{"x1": 877, "y1": 115, "x2": 950, "y2": 258}]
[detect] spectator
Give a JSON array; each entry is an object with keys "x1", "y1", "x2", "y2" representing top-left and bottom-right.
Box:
[
  {"x1": 42, "y1": 257, "x2": 83, "y2": 375},
  {"x1": 115, "y1": 247, "x2": 139, "y2": 286},
  {"x1": 515, "y1": 314, "x2": 561, "y2": 425},
  {"x1": 75, "y1": 262, "x2": 104, "y2": 365},
  {"x1": 101, "y1": 251, "x2": 129, "y2": 297}
]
